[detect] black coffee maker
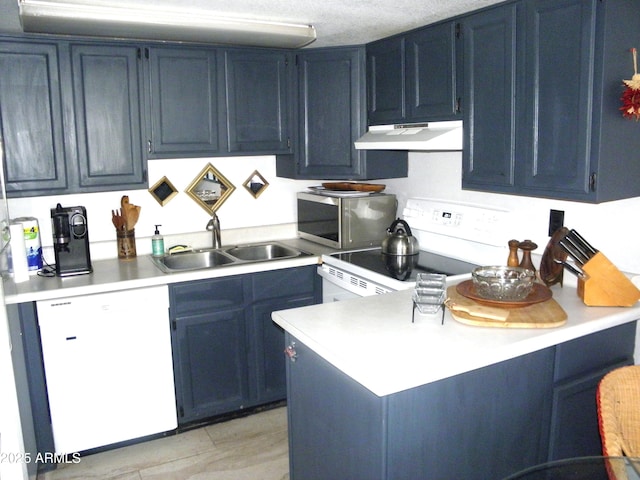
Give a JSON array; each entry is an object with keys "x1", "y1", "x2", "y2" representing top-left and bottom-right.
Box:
[{"x1": 50, "y1": 204, "x2": 92, "y2": 276}]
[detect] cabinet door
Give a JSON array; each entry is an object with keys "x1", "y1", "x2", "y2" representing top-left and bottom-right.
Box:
[
  {"x1": 549, "y1": 359, "x2": 632, "y2": 461},
  {"x1": 0, "y1": 41, "x2": 68, "y2": 196},
  {"x1": 549, "y1": 322, "x2": 636, "y2": 460},
  {"x1": 295, "y1": 48, "x2": 365, "y2": 178},
  {"x1": 387, "y1": 348, "x2": 555, "y2": 479},
  {"x1": 71, "y1": 44, "x2": 146, "y2": 189},
  {"x1": 225, "y1": 49, "x2": 291, "y2": 153},
  {"x1": 461, "y1": 4, "x2": 520, "y2": 192},
  {"x1": 406, "y1": 22, "x2": 460, "y2": 121},
  {"x1": 519, "y1": 0, "x2": 595, "y2": 197},
  {"x1": 173, "y1": 307, "x2": 249, "y2": 424},
  {"x1": 146, "y1": 47, "x2": 221, "y2": 156},
  {"x1": 285, "y1": 334, "x2": 386, "y2": 480},
  {"x1": 249, "y1": 266, "x2": 321, "y2": 404},
  {"x1": 251, "y1": 296, "x2": 314, "y2": 404},
  {"x1": 366, "y1": 37, "x2": 405, "y2": 125}
]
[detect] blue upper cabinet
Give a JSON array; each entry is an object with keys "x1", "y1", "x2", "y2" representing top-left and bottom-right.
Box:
[
  {"x1": 276, "y1": 46, "x2": 408, "y2": 180},
  {"x1": 518, "y1": 0, "x2": 595, "y2": 198},
  {"x1": 463, "y1": 0, "x2": 640, "y2": 203},
  {"x1": 517, "y1": 0, "x2": 640, "y2": 202},
  {"x1": 145, "y1": 46, "x2": 292, "y2": 158},
  {"x1": 461, "y1": 3, "x2": 521, "y2": 193},
  {"x1": 295, "y1": 48, "x2": 364, "y2": 178},
  {"x1": 146, "y1": 47, "x2": 222, "y2": 157},
  {"x1": 0, "y1": 41, "x2": 68, "y2": 196},
  {"x1": 366, "y1": 21, "x2": 461, "y2": 126},
  {"x1": 225, "y1": 49, "x2": 292, "y2": 154},
  {"x1": 405, "y1": 22, "x2": 461, "y2": 121},
  {"x1": 71, "y1": 44, "x2": 146, "y2": 190},
  {"x1": 366, "y1": 37, "x2": 406, "y2": 124}
]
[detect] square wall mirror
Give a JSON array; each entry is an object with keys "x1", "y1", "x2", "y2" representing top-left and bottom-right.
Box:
[
  {"x1": 185, "y1": 163, "x2": 235, "y2": 215},
  {"x1": 148, "y1": 176, "x2": 178, "y2": 206},
  {"x1": 243, "y1": 170, "x2": 269, "y2": 198}
]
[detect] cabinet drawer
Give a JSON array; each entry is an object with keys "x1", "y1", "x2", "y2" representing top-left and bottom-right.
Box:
[
  {"x1": 251, "y1": 266, "x2": 317, "y2": 302},
  {"x1": 554, "y1": 322, "x2": 636, "y2": 382},
  {"x1": 170, "y1": 276, "x2": 245, "y2": 316}
]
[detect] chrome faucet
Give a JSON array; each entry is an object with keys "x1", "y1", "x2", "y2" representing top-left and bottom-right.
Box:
[{"x1": 206, "y1": 213, "x2": 221, "y2": 249}]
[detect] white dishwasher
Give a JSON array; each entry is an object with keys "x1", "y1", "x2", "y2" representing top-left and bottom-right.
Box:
[{"x1": 36, "y1": 285, "x2": 177, "y2": 454}]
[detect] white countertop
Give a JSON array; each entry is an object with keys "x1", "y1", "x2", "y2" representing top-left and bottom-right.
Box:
[
  {"x1": 272, "y1": 284, "x2": 640, "y2": 397},
  {"x1": 2, "y1": 238, "x2": 327, "y2": 304}
]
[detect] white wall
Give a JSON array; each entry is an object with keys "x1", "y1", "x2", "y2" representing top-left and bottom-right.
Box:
[
  {"x1": 8, "y1": 151, "x2": 640, "y2": 274},
  {"x1": 384, "y1": 151, "x2": 640, "y2": 275},
  {"x1": 7, "y1": 156, "x2": 317, "y2": 261}
]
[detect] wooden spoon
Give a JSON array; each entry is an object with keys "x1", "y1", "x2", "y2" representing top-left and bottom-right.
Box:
[
  {"x1": 120, "y1": 196, "x2": 130, "y2": 229},
  {"x1": 125, "y1": 205, "x2": 140, "y2": 231},
  {"x1": 111, "y1": 209, "x2": 125, "y2": 231}
]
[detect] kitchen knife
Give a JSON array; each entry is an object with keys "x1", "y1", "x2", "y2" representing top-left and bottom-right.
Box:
[
  {"x1": 569, "y1": 229, "x2": 599, "y2": 258},
  {"x1": 563, "y1": 234, "x2": 591, "y2": 264},
  {"x1": 553, "y1": 258, "x2": 586, "y2": 279},
  {"x1": 559, "y1": 239, "x2": 586, "y2": 266}
]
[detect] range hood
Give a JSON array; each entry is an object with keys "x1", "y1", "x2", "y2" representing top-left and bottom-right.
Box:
[{"x1": 354, "y1": 121, "x2": 463, "y2": 151}]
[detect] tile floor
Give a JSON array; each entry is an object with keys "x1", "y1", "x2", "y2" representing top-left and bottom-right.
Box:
[{"x1": 39, "y1": 407, "x2": 289, "y2": 480}]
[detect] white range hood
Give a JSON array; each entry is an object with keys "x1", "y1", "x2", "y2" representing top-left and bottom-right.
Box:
[{"x1": 354, "y1": 121, "x2": 462, "y2": 151}]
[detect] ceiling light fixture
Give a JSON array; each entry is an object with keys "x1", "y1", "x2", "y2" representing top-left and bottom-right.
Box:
[{"x1": 18, "y1": 0, "x2": 317, "y2": 48}]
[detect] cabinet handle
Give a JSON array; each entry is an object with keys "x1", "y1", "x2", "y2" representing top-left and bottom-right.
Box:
[
  {"x1": 147, "y1": 140, "x2": 152, "y2": 153},
  {"x1": 284, "y1": 342, "x2": 297, "y2": 362},
  {"x1": 589, "y1": 172, "x2": 597, "y2": 192}
]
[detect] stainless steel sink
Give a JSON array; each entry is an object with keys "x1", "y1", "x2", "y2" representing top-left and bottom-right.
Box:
[
  {"x1": 155, "y1": 249, "x2": 235, "y2": 272},
  {"x1": 224, "y1": 243, "x2": 302, "y2": 261},
  {"x1": 151, "y1": 242, "x2": 307, "y2": 273}
]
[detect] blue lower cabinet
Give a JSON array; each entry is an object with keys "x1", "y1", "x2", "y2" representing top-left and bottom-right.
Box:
[
  {"x1": 172, "y1": 307, "x2": 249, "y2": 423},
  {"x1": 285, "y1": 321, "x2": 636, "y2": 479},
  {"x1": 170, "y1": 266, "x2": 321, "y2": 425}
]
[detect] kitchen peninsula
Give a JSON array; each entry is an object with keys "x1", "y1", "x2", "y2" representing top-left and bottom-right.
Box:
[{"x1": 272, "y1": 284, "x2": 640, "y2": 480}]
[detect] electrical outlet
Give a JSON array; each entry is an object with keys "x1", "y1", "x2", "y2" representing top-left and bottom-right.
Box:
[{"x1": 548, "y1": 209, "x2": 564, "y2": 236}]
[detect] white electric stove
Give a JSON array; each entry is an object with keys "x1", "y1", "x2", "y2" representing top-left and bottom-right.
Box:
[{"x1": 319, "y1": 198, "x2": 512, "y2": 302}]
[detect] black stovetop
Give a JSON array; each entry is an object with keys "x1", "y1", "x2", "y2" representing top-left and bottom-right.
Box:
[{"x1": 330, "y1": 248, "x2": 478, "y2": 282}]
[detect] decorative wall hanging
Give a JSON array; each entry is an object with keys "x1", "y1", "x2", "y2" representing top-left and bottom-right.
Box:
[
  {"x1": 148, "y1": 176, "x2": 178, "y2": 206},
  {"x1": 243, "y1": 170, "x2": 269, "y2": 198},
  {"x1": 185, "y1": 163, "x2": 235, "y2": 215},
  {"x1": 621, "y1": 47, "x2": 640, "y2": 121}
]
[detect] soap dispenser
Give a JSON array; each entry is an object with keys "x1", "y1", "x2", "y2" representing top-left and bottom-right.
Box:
[{"x1": 152, "y1": 225, "x2": 164, "y2": 257}]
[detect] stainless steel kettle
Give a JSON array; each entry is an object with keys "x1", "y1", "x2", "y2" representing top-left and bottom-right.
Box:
[{"x1": 381, "y1": 218, "x2": 419, "y2": 256}]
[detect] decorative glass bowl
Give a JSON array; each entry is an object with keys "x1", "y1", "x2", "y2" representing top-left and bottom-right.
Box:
[{"x1": 471, "y1": 266, "x2": 535, "y2": 301}]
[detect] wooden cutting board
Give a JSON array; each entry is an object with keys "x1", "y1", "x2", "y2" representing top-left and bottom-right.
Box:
[
  {"x1": 322, "y1": 182, "x2": 385, "y2": 192},
  {"x1": 447, "y1": 285, "x2": 567, "y2": 328}
]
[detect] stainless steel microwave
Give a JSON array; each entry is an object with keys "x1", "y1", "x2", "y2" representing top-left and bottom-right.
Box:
[{"x1": 297, "y1": 192, "x2": 397, "y2": 249}]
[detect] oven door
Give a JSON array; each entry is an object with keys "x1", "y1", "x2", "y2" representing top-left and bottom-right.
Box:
[{"x1": 321, "y1": 277, "x2": 362, "y2": 303}]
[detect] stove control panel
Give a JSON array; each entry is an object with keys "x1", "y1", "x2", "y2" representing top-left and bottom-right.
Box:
[{"x1": 403, "y1": 198, "x2": 509, "y2": 247}]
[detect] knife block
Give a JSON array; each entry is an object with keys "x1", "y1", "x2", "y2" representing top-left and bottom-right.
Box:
[{"x1": 577, "y1": 252, "x2": 640, "y2": 307}]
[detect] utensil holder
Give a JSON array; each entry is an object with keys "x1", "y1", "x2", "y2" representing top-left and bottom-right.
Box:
[
  {"x1": 117, "y1": 229, "x2": 137, "y2": 260},
  {"x1": 577, "y1": 252, "x2": 640, "y2": 306}
]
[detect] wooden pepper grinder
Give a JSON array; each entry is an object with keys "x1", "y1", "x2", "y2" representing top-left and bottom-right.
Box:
[
  {"x1": 507, "y1": 239, "x2": 520, "y2": 267},
  {"x1": 518, "y1": 239, "x2": 538, "y2": 275}
]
